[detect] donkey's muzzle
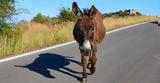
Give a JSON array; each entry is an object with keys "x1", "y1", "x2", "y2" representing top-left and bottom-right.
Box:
[{"x1": 82, "y1": 48, "x2": 91, "y2": 56}]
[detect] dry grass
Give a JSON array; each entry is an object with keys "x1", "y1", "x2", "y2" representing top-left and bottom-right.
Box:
[
  {"x1": 0, "y1": 16, "x2": 159, "y2": 58},
  {"x1": 104, "y1": 16, "x2": 159, "y2": 31},
  {"x1": 0, "y1": 22, "x2": 74, "y2": 58}
]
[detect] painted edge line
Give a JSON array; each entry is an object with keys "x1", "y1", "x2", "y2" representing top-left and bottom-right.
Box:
[
  {"x1": 106, "y1": 22, "x2": 147, "y2": 34},
  {"x1": 0, "y1": 41, "x2": 76, "y2": 63},
  {"x1": 0, "y1": 22, "x2": 148, "y2": 63}
]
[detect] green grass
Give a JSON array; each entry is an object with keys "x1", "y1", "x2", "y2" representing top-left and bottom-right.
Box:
[{"x1": 0, "y1": 16, "x2": 159, "y2": 58}]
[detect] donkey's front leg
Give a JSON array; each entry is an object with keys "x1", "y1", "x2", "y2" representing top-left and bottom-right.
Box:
[
  {"x1": 90, "y1": 43, "x2": 97, "y2": 74},
  {"x1": 81, "y1": 55, "x2": 89, "y2": 83},
  {"x1": 90, "y1": 54, "x2": 97, "y2": 74}
]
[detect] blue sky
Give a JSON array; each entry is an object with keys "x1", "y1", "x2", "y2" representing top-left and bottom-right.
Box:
[{"x1": 15, "y1": 0, "x2": 160, "y2": 22}]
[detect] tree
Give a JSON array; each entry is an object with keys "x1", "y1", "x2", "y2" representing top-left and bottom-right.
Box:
[
  {"x1": 103, "y1": 9, "x2": 142, "y2": 17},
  {"x1": 58, "y1": 7, "x2": 76, "y2": 22},
  {"x1": 0, "y1": 0, "x2": 16, "y2": 23},
  {"x1": 0, "y1": 0, "x2": 17, "y2": 35},
  {"x1": 31, "y1": 13, "x2": 51, "y2": 24}
]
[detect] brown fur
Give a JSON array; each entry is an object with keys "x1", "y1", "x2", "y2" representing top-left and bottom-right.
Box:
[{"x1": 72, "y1": 2, "x2": 105, "y2": 82}]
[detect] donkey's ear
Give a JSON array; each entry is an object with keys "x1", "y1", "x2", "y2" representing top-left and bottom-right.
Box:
[
  {"x1": 89, "y1": 5, "x2": 97, "y2": 16},
  {"x1": 72, "y1": 2, "x2": 82, "y2": 16}
]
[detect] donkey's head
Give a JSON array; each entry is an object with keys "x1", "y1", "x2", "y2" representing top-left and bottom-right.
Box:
[{"x1": 72, "y1": 2, "x2": 98, "y2": 55}]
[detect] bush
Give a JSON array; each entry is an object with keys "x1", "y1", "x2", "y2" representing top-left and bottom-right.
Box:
[
  {"x1": 103, "y1": 9, "x2": 142, "y2": 17},
  {"x1": 31, "y1": 13, "x2": 51, "y2": 24},
  {"x1": 58, "y1": 7, "x2": 76, "y2": 22},
  {"x1": 31, "y1": 7, "x2": 76, "y2": 24},
  {"x1": 0, "y1": 23, "x2": 20, "y2": 39},
  {"x1": 0, "y1": 0, "x2": 16, "y2": 21}
]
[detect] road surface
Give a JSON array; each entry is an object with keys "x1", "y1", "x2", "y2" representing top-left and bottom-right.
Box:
[{"x1": 0, "y1": 22, "x2": 160, "y2": 83}]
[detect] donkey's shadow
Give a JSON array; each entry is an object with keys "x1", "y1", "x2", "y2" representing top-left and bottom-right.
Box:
[{"x1": 15, "y1": 53, "x2": 82, "y2": 81}]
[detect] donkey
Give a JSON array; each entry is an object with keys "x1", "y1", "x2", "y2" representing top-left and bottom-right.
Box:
[{"x1": 72, "y1": 2, "x2": 105, "y2": 83}]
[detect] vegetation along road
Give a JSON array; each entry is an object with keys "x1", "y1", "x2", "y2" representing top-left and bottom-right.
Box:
[{"x1": 0, "y1": 22, "x2": 160, "y2": 83}]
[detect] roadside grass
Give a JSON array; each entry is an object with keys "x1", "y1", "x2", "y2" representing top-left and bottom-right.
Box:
[
  {"x1": 104, "y1": 16, "x2": 159, "y2": 31},
  {"x1": 0, "y1": 16, "x2": 159, "y2": 58}
]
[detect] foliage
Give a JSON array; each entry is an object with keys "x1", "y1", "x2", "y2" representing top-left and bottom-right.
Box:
[
  {"x1": 31, "y1": 13, "x2": 51, "y2": 24},
  {"x1": 0, "y1": 24, "x2": 20, "y2": 39},
  {"x1": 0, "y1": 0, "x2": 16, "y2": 22},
  {"x1": 0, "y1": 4, "x2": 158, "y2": 58},
  {"x1": 31, "y1": 7, "x2": 76, "y2": 24},
  {"x1": 0, "y1": 16, "x2": 158, "y2": 58},
  {"x1": 103, "y1": 9, "x2": 142, "y2": 17},
  {"x1": 58, "y1": 7, "x2": 76, "y2": 22}
]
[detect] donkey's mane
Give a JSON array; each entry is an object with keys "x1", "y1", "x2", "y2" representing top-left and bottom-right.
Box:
[{"x1": 82, "y1": 8, "x2": 90, "y2": 15}]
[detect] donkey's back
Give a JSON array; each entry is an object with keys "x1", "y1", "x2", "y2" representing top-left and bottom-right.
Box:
[{"x1": 93, "y1": 11, "x2": 105, "y2": 44}]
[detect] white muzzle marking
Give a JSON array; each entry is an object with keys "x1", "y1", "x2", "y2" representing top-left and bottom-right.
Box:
[{"x1": 83, "y1": 40, "x2": 91, "y2": 50}]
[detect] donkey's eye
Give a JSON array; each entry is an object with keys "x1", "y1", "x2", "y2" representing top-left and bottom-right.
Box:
[
  {"x1": 90, "y1": 23, "x2": 94, "y2": 27},
  {"x1": 79, "y1": 29, "x2": 84, "y2": 36},
  {"x1": 90, "y1": 28, "x2": 94, "y2": 33},
  {"x1": 80, "y1": 31, "x2": 83, "y2": 35}
]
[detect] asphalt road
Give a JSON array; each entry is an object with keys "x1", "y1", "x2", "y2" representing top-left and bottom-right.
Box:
[{"x1": 0, "y1": 22, "x2": 160, "y2": 83}]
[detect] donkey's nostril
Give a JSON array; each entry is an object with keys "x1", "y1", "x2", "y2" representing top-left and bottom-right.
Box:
[{"x1": 82, "y1": 48, "x2": 91, "y2": 56}]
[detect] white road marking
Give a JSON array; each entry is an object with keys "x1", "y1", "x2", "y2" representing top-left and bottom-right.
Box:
[{"x1": 0, "y1": 22, "x2": 148, "y2": 63}]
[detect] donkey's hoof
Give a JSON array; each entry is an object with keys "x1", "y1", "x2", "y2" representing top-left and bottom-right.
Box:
[
  {"x1": 81, "y1": 78, "x2": 87, "y2": 83},
  {"x1": 87, "y1": 63, "x2": 91, "y2": 69}
]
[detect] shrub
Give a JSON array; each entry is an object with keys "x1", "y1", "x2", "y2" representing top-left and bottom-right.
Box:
[
  {"x1": 31, "y1": 13, "x2": 51, "y2": 24},
  {"x1": 0, "y1": 25, "x2": 20, "y2": 38},
  {"x1": 58, "y1": 7, "x2": 76, "y2": 22},
  {"x1": 103, "y1": 9, "x2": 142, "y2": 17}
]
